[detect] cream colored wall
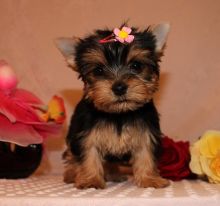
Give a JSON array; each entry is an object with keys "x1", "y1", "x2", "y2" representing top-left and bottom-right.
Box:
[{"x1": 1, "y1": 0, "x2": 220, "y2": 174}]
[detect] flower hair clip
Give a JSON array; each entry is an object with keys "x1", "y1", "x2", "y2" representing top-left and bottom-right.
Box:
[{"x1": 99, "y1": 26, "x2": 134, "y2": 44}]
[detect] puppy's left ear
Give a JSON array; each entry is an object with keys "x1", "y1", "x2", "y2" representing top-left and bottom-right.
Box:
[
  {"x1": 152, "y1": 23, "x2": 170, "y2": 53},
  {"x1": 55, "y1": 37, "x2": 79, "y2": 70}
]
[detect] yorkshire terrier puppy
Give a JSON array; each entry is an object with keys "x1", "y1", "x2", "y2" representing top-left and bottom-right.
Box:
[{"x1": 56, "y1": 23, "x2": 170, "y2": 189}]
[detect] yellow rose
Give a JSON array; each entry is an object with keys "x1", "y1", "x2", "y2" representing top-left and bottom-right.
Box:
[{"x1": 189, "y1": 130, "x2": 220, "y2": 183}]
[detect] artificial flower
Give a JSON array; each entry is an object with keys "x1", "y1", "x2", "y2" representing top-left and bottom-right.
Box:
[
  {"x1": 189, "y1": 130, "x2": 220, "y2": 183},
  {"x1": 0, "y1": 60, "x2": 66, "y2": 146},
  {"x1": 113, "y1": 26, "x2": 134, "y2": 43},
  {"x1": 41, "y1": 95, "x2": 66, "y2": 124},
  {"x1": 158, "y1": 136, "x2": 192, "y2": 181}
]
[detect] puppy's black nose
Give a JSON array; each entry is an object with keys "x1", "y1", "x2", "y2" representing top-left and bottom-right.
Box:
[{"x1": 112, "y1": 82, "x2": 128, "y2": 96}]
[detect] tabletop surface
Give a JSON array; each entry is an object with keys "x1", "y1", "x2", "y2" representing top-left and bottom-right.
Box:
[{"x1": 0, "y1": 175, "x2": 219, "y2": 206}]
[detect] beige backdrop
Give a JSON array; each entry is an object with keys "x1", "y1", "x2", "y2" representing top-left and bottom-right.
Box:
[{"x1": 0, "y1": 0, "x2": 220, "y2": 174}]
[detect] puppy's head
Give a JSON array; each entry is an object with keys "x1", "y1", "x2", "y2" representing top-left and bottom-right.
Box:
[{"x1": 56, "y1": 23, "x2": 170, "y2": 113}]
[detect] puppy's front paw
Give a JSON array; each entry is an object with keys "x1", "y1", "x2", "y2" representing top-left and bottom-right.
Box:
[
  {"x1": 75, "y1": 176, "x2": 106, "y2": 189},
  {"x1": 135, "y1": 176, "x2": 170, "y2": 188}
]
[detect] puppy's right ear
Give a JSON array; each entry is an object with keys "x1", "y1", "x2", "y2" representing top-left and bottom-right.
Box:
[
  {"x1": 151, "y1": 23, "x2": 170, "y2": 53},
  {"x1": 55, "y1": 37, "x2": 79, "y2": 70}
]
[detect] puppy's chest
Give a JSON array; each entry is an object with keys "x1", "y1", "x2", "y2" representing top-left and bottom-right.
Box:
[{"x1": 88, "y1": 120, "x2": 151, "y2": 155}]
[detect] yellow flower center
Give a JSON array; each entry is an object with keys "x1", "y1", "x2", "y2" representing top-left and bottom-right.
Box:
[
  {"x1": 210, "y1": 155, "x2": 220, "y2": 176},
  {"x1": 119, "y1": 30, "x2": 128, "y2": 39}
]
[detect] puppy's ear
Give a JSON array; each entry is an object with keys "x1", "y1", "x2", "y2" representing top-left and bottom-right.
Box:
[
  {"x1": 152, "y1": 23, "x2": 170, "y2": 52},
  {"x1": 55, "y1": 37, "x2": 79, "y2": 70}
]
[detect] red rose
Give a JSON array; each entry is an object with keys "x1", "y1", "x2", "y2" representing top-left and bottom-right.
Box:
[{"x1": 158, "y1": 136, "x2": 192, "y2": 181}]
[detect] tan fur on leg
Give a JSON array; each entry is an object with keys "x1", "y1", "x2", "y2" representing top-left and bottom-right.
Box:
[
  {"x1": 63, "y1": 149, "x2": 78, "y2": 184},
  {"x1": 132, "y1": 145, "x2": 169, "y2": 188},
  {"x1": 63, "y1": 164, "x2": 77, "y2": 184},
  {"x1": 74, "y1": 146, "x2": 106, "y2": 189}
]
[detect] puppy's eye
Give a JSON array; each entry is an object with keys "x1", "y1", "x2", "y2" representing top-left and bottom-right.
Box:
[
  {"x1": 129, "y1": 61, "x2": 143, "y2": 74},
  {"x1": 93, "y1": 67, "x2": 104, "y2": 76}
]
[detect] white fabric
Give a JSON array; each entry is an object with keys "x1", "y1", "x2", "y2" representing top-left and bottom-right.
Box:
[{"x1": 0, "y1": 175, "x2": 219, "y2": 206}]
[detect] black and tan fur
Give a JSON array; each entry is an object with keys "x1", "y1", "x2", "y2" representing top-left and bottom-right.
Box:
[{"x1": 56, "y1": 23, "x2": 170, "y2": 189}]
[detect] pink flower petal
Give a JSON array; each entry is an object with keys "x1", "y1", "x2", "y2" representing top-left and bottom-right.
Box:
[
  {"x1": 0, "y1": 88, "x2": 62, "y2": 146},
  {"x1": 14, "y1": 89, "x2": 43, "y2": 105},
  {"x1": 0, "y1": 113, "x2": 61, "y2": 146},
  {"x1": 125, "y1": 35, "x2": 134, "y2": 43},
  {"x1": 116, "y1": 36, "x2": 125, "y2": 43},
  {"x1": 0, "y1": 114, "x2": 43, "y2": 146},
  {"x1": 0, "y1": 91, "x2": 42, "y2": 123},
  {"x1": 113, "y1": 28, "x2": 120, "y2": 36},
  {"x1": 122, "y1": 27, "x2": 132, "y2": 34}
]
